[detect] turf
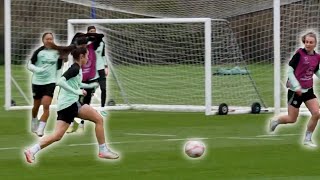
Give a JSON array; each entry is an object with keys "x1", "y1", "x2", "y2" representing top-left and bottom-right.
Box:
[{"x1": 1, "y1": 65, "x2": 320, "y2": 179}]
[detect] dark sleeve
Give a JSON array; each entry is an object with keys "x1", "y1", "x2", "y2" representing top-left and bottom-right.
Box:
[
  {"x1": 70, "y1": 33, "x2": 89, "y2": 47},
  {"x1": 101, "y1": 41, "x2": 105, "y2": 57},
  {"x1": 30, "y1": 46, "x2": 45, "y2": 64},
  {"x1": 62, "y1": 64, "x2": 80, "y2": 80},
  {"x1": 57, "y1": 58, "x2": 63, "y2": 70},
  {"x1": 86, "y1": 33, "x2": 104, "y2": 50},
  {"x1": 70, "y1": 34, "x2": 78, "y2": 45},
  {"x1": 315, "y1": 59, "x2": 320, "y2": 73},
  {"x1": 288, "y1": 52, "x2": 300, "y2": 70}
]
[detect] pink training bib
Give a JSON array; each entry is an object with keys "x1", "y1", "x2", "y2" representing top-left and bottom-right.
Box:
[{"x1": 81, "y1": 43, "x2": 96, "y2": 81}]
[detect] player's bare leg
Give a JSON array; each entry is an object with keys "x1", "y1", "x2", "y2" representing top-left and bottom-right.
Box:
[
  {"x1": 31, "y1": 99, "x2": 41, "y2": 133},
  {"x1": 78, "y1": 104, "x2": 119, "y2": 159},
  {"x1": 303, "y1": 98, "x2": 320, "y2": 147},
  {"x1": 24, "y1": 120, "x2": 69, "y2": 163},
  {"x1": 36, "y1": 96, "x2": 53, "y2": 137},
  {"x1": 269, "y1": 105, "x2": 299, "y2": 132}
]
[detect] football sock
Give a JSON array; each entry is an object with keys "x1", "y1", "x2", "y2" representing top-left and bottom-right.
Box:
[
  {"x1": 99, "y1": 143, "x2": 108, "y2": 152},
  {"x1": 305, "y1": 131, "x2": 312, "y2": 141},
  {"x1": 30, "y1": 144, "x2": 41, "y2": 155},
  {"x1": 38, "y1": 121, "x2": 46, "y2": 131}
]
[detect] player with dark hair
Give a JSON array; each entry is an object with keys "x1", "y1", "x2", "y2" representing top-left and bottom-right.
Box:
[
  {"x1": 27, "y1": 32, "x2": 67, "y2": 137},
  {"x1": 87, "y1": 26, "x2": 108, "y2": 111},
  {"x1": 24, "y1": 47, "x2": 119, "y2": 164},
  {"x1": 67, "y1": 29, "x2": 107, "y2": 133}
]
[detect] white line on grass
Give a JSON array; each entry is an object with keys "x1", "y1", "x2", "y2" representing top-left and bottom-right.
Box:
[
  {"x1": 0, "y1": 147, "x2": 19, "y2": 150},
  {"x1": 0, "y1": 135, "x2": 283, "y2": 151},
  {"x1": 68, "y1": 138, "x2": 205, "y2": 146},
  {"x1": 226, "y1": 137, "x2": 282, "y2": 141},
  {"x1": 256, "y1": 133, "x2": 300, "y2": 137},
  {"x1": 165, "y1": 138, "x2": 209, "y2": 141},
  {"x1": 68, "y1": 143, "x2": 96, "y2": 146},
  {"x1": 124, "y1": 133, "x2": 177, "y2": 137}
]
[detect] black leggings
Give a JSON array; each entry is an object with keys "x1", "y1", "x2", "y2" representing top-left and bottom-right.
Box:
[
  {"x1": 81, "y1": 69, "x2": 106, "y2": 107},
  {"x1": 98, "y1": 69, "x2": 107, "y2": 107}
]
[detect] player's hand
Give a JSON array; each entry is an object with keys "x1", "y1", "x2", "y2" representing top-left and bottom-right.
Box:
[
  {"x1": 77, "y1": 89, "x2": 87, "y2": 96},
  {"x1": 90, "y1": 82, "x2": 100, "y2": 90},
  {"x1": 82, "y1": 89, "x2": 87, "y2": 96},
  {"x1": 104, "y1": 67, "x2": 108, "y2": 76},
  {"x1": 295, "y1": 89, "x2": 302, "y2": 96}
]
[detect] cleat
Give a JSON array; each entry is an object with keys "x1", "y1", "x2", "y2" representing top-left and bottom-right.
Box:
[
  {"x1": 269, "y1": 119, "x2": 278, "y2": 132},
  {"x1": 304, "y1": 140, "x2": 317, "y2": 148},
  {"x1": 24, "y1": 149, "x2": 35, "y2": 163},
  {"x1": 66, "y1": 126, "x2": 74, "y2": 133},
  {"x1": 66, "y1": 122, "x2": 79, "y2": 134},
  {"x1": 98, "y1": 150, "x2": 119, "y2": 159},
  {"x1": 99, "y1": 110, "x2": 108, "y2": 117},
  {"x1": 31, "y1": 119, "x2": 39, "y2": 133},
  {"x1": 76, "y1": 125, "x2": 84, "y2": 133}
]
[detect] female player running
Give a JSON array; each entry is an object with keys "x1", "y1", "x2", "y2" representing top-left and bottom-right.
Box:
[
  {"x1": 67, "y1": 31, "x2": 106, "y2": 133},
  {"x1": 24, "y1": 47, "x2": 119, "y2": 164},
  {"x1": 269, "y1": 32, "x2": 320, "y2": 147},
  {"x1": 27, "y1": 32, "x2": 63, "y2": 137}
]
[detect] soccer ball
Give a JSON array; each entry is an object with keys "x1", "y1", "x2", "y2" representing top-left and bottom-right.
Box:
[{"x1": 184, "y1": 140, "x2": 205, "y2": 158}]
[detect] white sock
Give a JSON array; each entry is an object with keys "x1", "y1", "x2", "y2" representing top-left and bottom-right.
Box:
[
  {"x1": 30, "y1": 144, "x2": 41, "y2": 155},
  {"x1": 38, "y1": 121, "x2": 46, "y2": 131},
  {"x1": 305, "y1": 131, "x2": 313, "y2": 141},
  {"x1": 32, "y1": 117, "x2": 38, "y2": 122},
  {"x1": 99, "y1": 143, "x2": 108, "y2": 152}
]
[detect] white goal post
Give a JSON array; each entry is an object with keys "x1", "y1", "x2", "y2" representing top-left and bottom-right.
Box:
[{"x1": 68, "y1": 18, "x2": 213, "y2": 115}]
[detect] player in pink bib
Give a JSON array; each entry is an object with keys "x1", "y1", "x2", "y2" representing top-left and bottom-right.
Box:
[{"x1": 270, "y1": 32, "x2": 320, "y2": 148}]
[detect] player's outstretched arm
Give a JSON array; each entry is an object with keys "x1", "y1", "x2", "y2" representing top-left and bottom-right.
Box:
[
  {"x1": 26, "y1": 61, "x2": 49, "y2": 73},
  {"x1": 314, "y1": 66, "x2": 320, "y2": 79},
  {"x1": 57, "y1": 77, "x2": 83, "y2": 95},
  {"x1": 287, "y1": 66, "x2": 301, "y2": 91},
  {"x1": 80, "y1": 82, "x2": 99, "y2": 89}
]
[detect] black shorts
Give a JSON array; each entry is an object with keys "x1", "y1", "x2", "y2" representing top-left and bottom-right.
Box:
[
  {"x1": 287, "y1": 88, "x2": 317, "y2": 108},
  {"x1": 57, "y1": 102, "x2": 82, "y2": 124},
  {"x1": 32, "y1": 83, "x2": 56, "y2": 99}
]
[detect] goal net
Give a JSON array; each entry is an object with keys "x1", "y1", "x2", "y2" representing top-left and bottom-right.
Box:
[
  {"x1": 5, "y1": 0, "x2": 319, "y2": 115},
  {"x1": 68, "y1": 18, "x2": 212, "y2": 114}
]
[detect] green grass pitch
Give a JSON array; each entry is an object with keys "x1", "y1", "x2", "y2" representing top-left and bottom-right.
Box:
[{"x1": 1, "y1": 65, "x2": 320, "y2": 179}]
